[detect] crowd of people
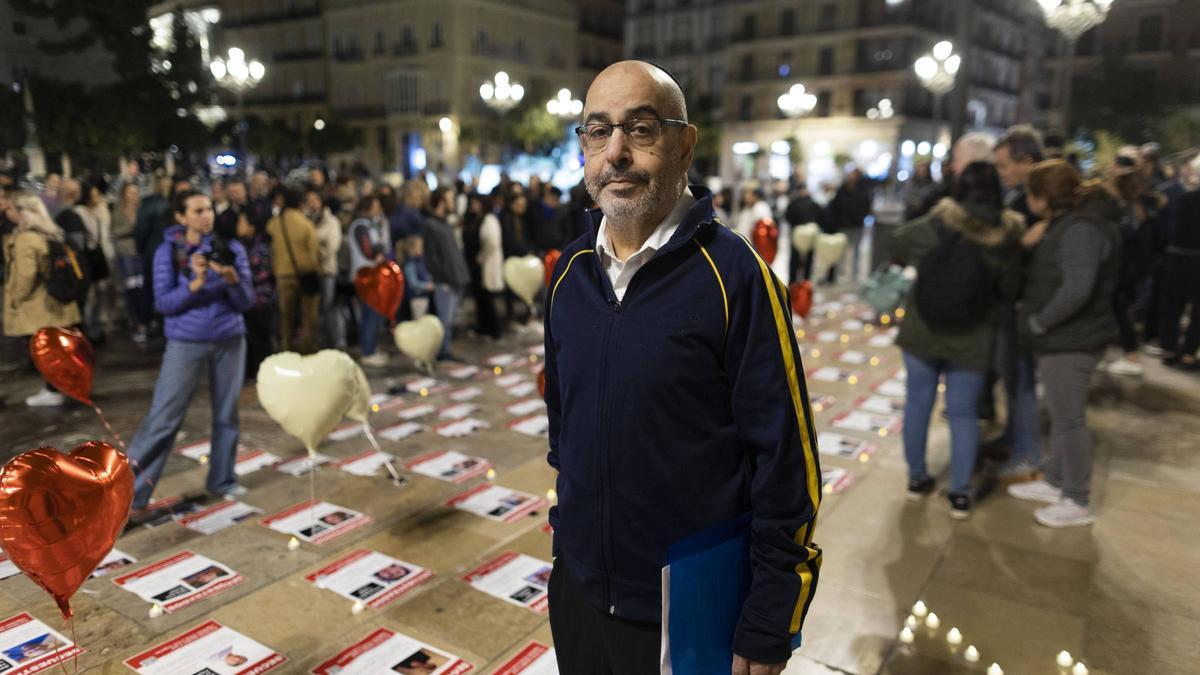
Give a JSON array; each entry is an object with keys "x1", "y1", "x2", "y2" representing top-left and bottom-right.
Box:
[{"x1": 886, "y1": 127, "x2": 1200, "y2": 528}]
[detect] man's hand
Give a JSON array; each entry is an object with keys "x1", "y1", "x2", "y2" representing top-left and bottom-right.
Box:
[
  {"x1": 732, "y1": 654, "x2": 786, "y2": 675},
  {"x1": 208, "y1": 261, "x2": 239, "y2": 285}
]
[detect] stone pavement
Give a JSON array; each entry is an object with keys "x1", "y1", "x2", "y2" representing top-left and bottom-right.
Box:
[{"x1": 1, "y1": 289, "x2": 1198, "y2": 674}]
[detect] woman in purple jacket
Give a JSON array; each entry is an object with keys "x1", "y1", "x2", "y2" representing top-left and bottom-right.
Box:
[{"x1": 127, "y1": 190, "x2": 255, "y2": 513}]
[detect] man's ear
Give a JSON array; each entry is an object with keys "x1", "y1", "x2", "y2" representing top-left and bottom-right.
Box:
[{"x1": 680, "y1": 124, "x2": 699, "y2": 167}]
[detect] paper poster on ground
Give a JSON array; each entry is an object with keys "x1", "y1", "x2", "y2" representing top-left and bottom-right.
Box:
[
  {"x1": 831, "y1": 410, "x2": 902, "y2": 436},
  {"x1": 822, "y1": 467, "x2": 854, "y2": 494},
  {"x1": 446, "y1": 365, "x2": 480, "y2": 380},
  {"x1": 260, "y1": 500, "x2": 371, "y2": 545},
  {"x1": 816, "y1": 432, "x2": 879, "y2": 461},
  {"x1": 505, "y1": 398, "x2": 545, "y2": 417},
  {"x1": 311, "y1": 627, "x2": 471, "y2": 675},
  {"x1": 449, "y1": 386, "x2": 483, "y2": 402},
  {"x1": 837, "y1": 350, "x2": 868, "y2": 365},
  {"x1": 90, "y1": 548, "x2": 137, "y2": 578},
  {"x1": 112, "y1": 551, "x2": 245, "y2": 613},
  {"x1": 507, "y1": 414, "x2": 549, "y2": 437},
  {"x1": 0, "y1": 552, "x2": 19, "y2": 581},
  {"x1": 873, "y1": 378, "x2": 907, "y2": 398},
  {"x1": 494, "y1": 373, "x2": 525, "y2": 388},
  {"x1": 335, "y1": 450, "x2": 398, "y2": 477},
  {"x1": 379, "y1": 421, "x2": 425, "y2": 441},
  {"x1": 124, "y1": 620, "x2": 285, "y2": 674},
  {"x1": 492, "y1": 642, "x2": 558, "y2": 675},
  {"x1": 174, "y1": 501, "x2": 263, "y2": 535},
  {"x1": 0, "y1": 612, "x2": 83, "y2": 674},
  {"x1": 446, "y1": 485, "x2": 545, "y2": 523},
  {"x1": 305, "y1": 549, "x2": 433, "y2": 609},
  {"x1": 809, "y1": 367, "x2": 862, "y2": 384},
  {"x1": 275, "y1": 452, "x2": 334, "y2": 476},
  {"x1": 395, "y1": 402, "x2": 436, "y2": 420},
  {"x1": 855, "y1": 395, "x2": 905, "y2": 416},
  {"x1": 433, "y1": 418, "x2": 489, "y2": 438},
  {"x1": 808, "y1": 392, "x2": 836, "y2": 411},
  {"x1": 328, "y1": 423, "x2": 365, "y2": 442},
  {"x1": 439, "y1": 402, "x2": 480, "y2": 420},
  {"x1": 404, "y1": 450, "x2": 492, "y2": 483},
  {"x1": 462, "y1": 552, "x2": 551, "y2": 613}
]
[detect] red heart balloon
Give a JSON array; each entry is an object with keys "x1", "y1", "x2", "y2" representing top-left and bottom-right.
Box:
[
  {"x1": 537, "y1": 366, "x2": 546, "y2": 399},
  {"x1": 0, "y1": 442, "x2": 134, "y2": 618},
  {"x1": 354, "y1": 261, "x2": 406, "y2": 320},
  {"x1": 543, "y1": 249, "x2": 561, "y2": 289},
  {"x1": 29, "y1": 327, "x2": 94, "y2": 404},
  {"x1": 752, "y1": 219, "x2": 779, "y2": 264},
  {"x1": 789, "y1": 280, "x2": 813, "y2": 319}
]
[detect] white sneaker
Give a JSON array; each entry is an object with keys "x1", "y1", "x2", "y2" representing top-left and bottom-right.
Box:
[
  {"x1": 1035, "y1": 498, "x2": 1094, "y2": 528},
  {"x1": 220, "y1": 485, "x2": 248, "y2": 501},
  {"x1": 1007, "y1": 479, "x2": 1061, "y2": 503},
  {"x1": 1107, "y1": 358, "x2": 1144, "y2": 377},
  {"x1": 1142, "y1": 344, "x2": 1164, "y2": 357},
  {"x1": 25, "y1": 387, "x2": 66, "y2": 407},
  {"x1": 360, "y1": 352, "x2": 388, "y2": 368}
]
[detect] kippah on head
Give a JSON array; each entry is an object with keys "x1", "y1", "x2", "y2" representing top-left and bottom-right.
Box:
[{"x1": 639, "y1": 60, "x2": 682, "y2": 88}]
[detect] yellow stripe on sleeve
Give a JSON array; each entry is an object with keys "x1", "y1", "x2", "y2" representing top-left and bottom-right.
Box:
[
  {"x1": 549, "y1": 249, "x2": 595, "y2": 317},
  {"x1": 693, "y1": 239, "x2": 729, "y2": 334}
]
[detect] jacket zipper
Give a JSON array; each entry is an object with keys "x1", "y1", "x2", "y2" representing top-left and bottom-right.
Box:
[{"x1": 597, "y1": 295, "x2": 619, "y2": 614}]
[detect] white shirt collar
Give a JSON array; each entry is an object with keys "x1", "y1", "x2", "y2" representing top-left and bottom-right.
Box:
[{"x1": 596, "y1": 187, "x2": 696, "y2": 264}]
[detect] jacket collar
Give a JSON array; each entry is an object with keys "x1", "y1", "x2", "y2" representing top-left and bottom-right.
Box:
[{"x1": 585, "y1": 184, "x2": 716, "y2": 259}]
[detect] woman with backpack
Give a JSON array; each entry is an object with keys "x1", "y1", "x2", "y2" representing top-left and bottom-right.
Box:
[
  {"x1": 1007, "y1": 160, "x2": 1122, "y2": 528},
  {"x1": 3, "y1": 193, "x2": 82, "y2": 407},
  {"x1": 888, "y1": 162, "x2": 1025, "y2": 519}
]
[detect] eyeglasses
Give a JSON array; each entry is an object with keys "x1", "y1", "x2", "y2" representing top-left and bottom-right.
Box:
[{"x1": 575, "y1": 118, "x2": 687, "y2": 153}]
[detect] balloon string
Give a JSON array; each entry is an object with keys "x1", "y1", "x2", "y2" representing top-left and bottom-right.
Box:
[
  {"x1": 308, "y1": 455, "x2": 316, "y2": 534},
  {"x1": 56, "y1": 614, "x2": 79, "y2": 675},
  {"x1": 89, "y1": 402, "x2": 127, "y2": 452},
  {"x1": 363, "y1": 424, "x2": 403, "y2": 485}
]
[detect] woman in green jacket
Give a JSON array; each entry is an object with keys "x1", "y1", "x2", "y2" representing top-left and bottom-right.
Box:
[{"x1": 889, "y1": 161, "x2": 1024, "y2": 519}]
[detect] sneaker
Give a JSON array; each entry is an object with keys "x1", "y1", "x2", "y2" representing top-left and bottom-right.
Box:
[
  {"x1": 360, "y1": 352, "x2": 389, "y2": 368},
  {"x1": 1107, "y1": 357, "x2": 1144, "y2": 377},
  {"x1": 947, "y1": 492, "x2": 971, "y2": 520},
  {"x1": 218, "y1": 485, "x2": 248, "y2": 501},
  {"x1": 25, "y1": 387, "x2": 66, "y2": 407},
  {"x1": 1007, "y1": 479, "x2": 1061, "y2": 503},
  {"x1": 998, "y1": 458, "x2": 1041, "y2": 484},
  {"x1": 1034, "y1": 498, "x2": 1094, "y2": 528},
  {"x1": 1142, "y1": 344, "x2": 1164, "y2": 357},
  {"x1": 906, "y1": 476, "x2": 936, "y2": 501}
]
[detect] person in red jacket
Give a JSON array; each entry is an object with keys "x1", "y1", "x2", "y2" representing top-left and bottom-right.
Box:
[{"x1": 544, "y1": 61, "x2": 822, "y2": 675}]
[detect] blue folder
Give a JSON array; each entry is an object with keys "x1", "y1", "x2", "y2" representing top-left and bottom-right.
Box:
[{"x1": 662, "y1": 513, "x2": 802, "y2": 674}]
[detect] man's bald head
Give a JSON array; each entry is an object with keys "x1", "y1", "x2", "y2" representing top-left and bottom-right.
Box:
[{"x1": 585, "y1": 61, "x2": 688, "y2": 124}]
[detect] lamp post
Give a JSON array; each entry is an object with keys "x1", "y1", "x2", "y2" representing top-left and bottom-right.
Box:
[
  {"x1": 479, "y1": 71, "x2": 525, "y2": 114},
  {"x1": 1037, "y1": 0, "x2": 1114, "y2": 134},
  {"x1": 776, "y1": 83, "x2": 817, "y2": 183},
  {"x1": 210, "y1": 47, "x2": 265, "y2": 164},
  {"x1": 547, "y1": 88, "x2": 583, "y2": 119},
  {"x1": 914, "y1": 40, "x2": 960, "y2": 123},
  {"x1": 867, "y1": 98, "x2": 895, "y2": 120}
]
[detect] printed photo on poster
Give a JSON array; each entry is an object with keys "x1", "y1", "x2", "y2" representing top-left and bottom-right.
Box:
[
  {"x1": 462, "y1": 552, "x2": 551, "y2": 613},
  {"x1": 816, "y1": 432, "x2": 879, "y2": 461},
  {"x1": 821, "y1": 467, "x2": 855, "y2": 494},
  {"x1": 379, "y1": 422, "x2": 425, "y2": 442},
  {"x1": 275, "y1": 452, "x2": 334, "y2": 476},
  {"x1": 174, "y1": 501, "x2": 263, "y2": 536},
  {"x1": 809, "y1": 367, "x2": 863, "y2": 384},
  {"x1": 305, "y1": 549, "x2": 434, "y2": 610},
  {"x1": 506, "y1": 414, "x2": 549, "y2": 437},
  {"x1": 433, "y1": 418, "x2": 489, "y2": 438},
  {"x1": 0, "y1": 612, "x2": 83, "y2": 674},
  {"x1": 124, "y1": 620, "x2": 285, "y2": 674},
  {"x1": 335, "y1": 450, "x2": 399, "y2": 477},
  {"x1": 854, "y1": 395, "x2": 905, "y2": 416},
  {"x1": 89, "y1": 548, "x2": 137, "y2": 578},
  {"x1": 112, "y1": 551, "x2": 245, "y2": 613},
  {"x1": 831, "y1": 410, "x2": 902, "y2": 436}
]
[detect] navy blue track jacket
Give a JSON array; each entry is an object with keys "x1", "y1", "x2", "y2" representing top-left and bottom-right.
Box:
[{"x1": 544, "y1": 185, "x2": 823, "y2": 664}]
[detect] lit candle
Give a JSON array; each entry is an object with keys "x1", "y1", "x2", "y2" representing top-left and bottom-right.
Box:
[
  {"x1": 870, "y1": 356, "x2": 880, "y2": 366},
  {"x1": 287, "y1": 536, "x2": 300, "y2": 551},
  {"x1": 895, "y1": 308, "x2": 906, "y2": 319},
  {"x1": 352, "y1": 599, "x2": 365, "y2": 614},
  {"x1": 486, "y1": 468, "x2": 496, "y2": 480},
  {"x1": 964, "y1": 646, "x2": 980, "y2": 663},
  {"x1": 924, "y1": 612, "x2": 940, "y2": 629},
  {"x1": 912, "y1": 601, "x2": 928, "y2": 618},
  {"x1": 987, "y1": 664, "x2": 1003, "y2": 675},
  {"x1": 546, "y1": 488, "x2": 557, "y2": 502},
  {"x1": 839, "y1": 334, "x2": 850, "y2": 343},
  {"x1": 493, "y1": 366, "x2": 503, "y2": 375},
  {"x1": 905, "y1": 615, "x2": 919, "y2": 630},
  {"x1": 811, "y1": 349, "x2": 821, "y2": 358},
  {"x1": 199, "y1": 454, "x2": 209, "y2": 465},
  {"x1": 372, "y1": 404, "x2": 380, "y2": 413},
  {"x1": 847, "y1": 376, "x2": 859, "y2": 385},
  {"x1": 797, "y1": 329, "x2": 806, "y2": 339},
  {"x1": 899, "y1": 627, "x2": 914, "y2": 644},
  {"x1": 148, "y1": 603, "x2": 163, "y2": 618},
  {"x1": 1057, "y1": 651, "x2": 1074, "y2": 668},
  {"x1": 529, "y1": 354, "x2": 538, "y2": 363},
  {"x1": 946, "y1": 627, "x2": 962, "y2": 646},
  {"x1": 419, "y1": 388, "x2": 429, "y2": 397},
  {"x1": 1071, "y1": 663, "x2": 1088, "y2": 675}
]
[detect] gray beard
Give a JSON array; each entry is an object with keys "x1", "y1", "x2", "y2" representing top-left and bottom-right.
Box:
[{"x1": 591, "y1": 171, "x2": 683, "y2": 232}]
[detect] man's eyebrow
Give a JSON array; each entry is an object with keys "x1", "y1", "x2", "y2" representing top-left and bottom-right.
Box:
[
  {"x1": 584, "y1": 111, "x2": 611, "y2": 124},
  {"x1": 625, "y1": 104, "x2": 661, "y2": 119}
]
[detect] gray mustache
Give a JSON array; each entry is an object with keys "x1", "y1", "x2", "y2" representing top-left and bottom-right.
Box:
[{"x1": 599, "y1": 169, "x2": 650, "y2": 186}]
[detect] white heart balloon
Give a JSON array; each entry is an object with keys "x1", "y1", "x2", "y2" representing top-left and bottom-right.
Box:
[
  {"x1": 257, "y1": 350, "x2": 362, "y2": 454},
  {"x1": 813, "y1": 233, "x2": 849, "y2": 280},
  {"x1": 503, "y1": 255, "x2": 544, "y2": 305},
  {"x1": 791, "y1": 223, "x2": 820, "y2": 254},
  {"x1": 393, "y1": 314, "x2": 444, "y2": 367},
  {"x1": 344, "y1": 354, "x2": 373, "y2": 423}
]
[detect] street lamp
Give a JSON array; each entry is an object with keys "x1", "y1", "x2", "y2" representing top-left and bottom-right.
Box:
[
  {"x1": 777, "y1": 83, "x2": 818, "y2": 119},
  {"x1": 914, "y1": 40, "x2": 960, "y2": 121},
  {"x1": 1037, "y1": 0, "x2": 1114, "y2": 134},
  {"x1": 547, "y1": 88, "x2": 583, "y2": 118},
  {"x1": 479, "y1": 71, "x2": 525, "y2": 113},
  {"x1": 867, "y1": 98, "x2": 895, "y2": 120},
  {"x1": 210, "y1": 47, "x2": 265, "y2": 163}
]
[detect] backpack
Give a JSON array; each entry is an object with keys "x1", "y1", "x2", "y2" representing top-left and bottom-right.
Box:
[
  {"x1": 44, "y1": 237, "x2": 91, "y2": 303},
  {"x1": 914, "y1": 224, "x2": 993, "y2": 331}
]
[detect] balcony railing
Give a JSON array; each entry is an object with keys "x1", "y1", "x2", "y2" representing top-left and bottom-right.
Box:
[
  {"x1": 273, "y1": 48, "x2": 324, "y2": 62},
  {"x1": 223, "y1": 5, "x2": 320, "y2": 29}
]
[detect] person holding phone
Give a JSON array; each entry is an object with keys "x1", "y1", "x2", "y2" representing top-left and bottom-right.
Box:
[{"x1": 126, "y1": 190, "x2": 255, "y2": 515}]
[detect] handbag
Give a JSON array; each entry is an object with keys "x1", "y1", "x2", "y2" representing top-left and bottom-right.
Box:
[
  {"x1": 85, "y1": 246, "x2": 109, "y2": 281},
  {"x1": 861, "y1": 264, "x2": 911, "y2": 316},
  {"x1": 280, "y1": 211, "x2": 321, "y2": 296}
]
